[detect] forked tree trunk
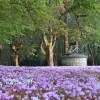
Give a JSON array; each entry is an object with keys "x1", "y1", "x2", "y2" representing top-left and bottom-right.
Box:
[
  {"x1": 10, "y1": 38, "x2": 22, "y2": 66},
  {"x1": 40, "y1": 30, "x2": 56, "y2": 66}
]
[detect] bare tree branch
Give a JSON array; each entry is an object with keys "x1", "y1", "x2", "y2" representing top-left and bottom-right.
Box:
[
  {"x1": 53, "y1": 32, "x2": 57, "y2": 48},
  {"x1": 50, "y1": 28, "x2": 53, "y2": 44},
  {"x1": 11, "y1": 45, "x2": 16, "y2": 53},
  {"x1": 40, "y1": 39, "x2": 46, "y2": 55},
  {"x1": 43, "y1": 33, "x2": 49, "y2": 46}
]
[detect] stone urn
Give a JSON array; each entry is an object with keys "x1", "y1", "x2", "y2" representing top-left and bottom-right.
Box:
[{"x1": 62, "y1": 53, "x2": 87, "y2": 66}]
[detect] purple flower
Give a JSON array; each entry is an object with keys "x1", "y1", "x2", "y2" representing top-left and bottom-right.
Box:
[
  {"x1": 98, "y1": 96, "x2": 100, "y2": 100},
  {"x1": 0, "y1": 66, "x2": 100, "y2": 99}
]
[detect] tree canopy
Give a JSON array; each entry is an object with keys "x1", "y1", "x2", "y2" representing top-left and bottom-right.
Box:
[{"x1": 0, "y1": 0, "x2": 100, "y2": 66}]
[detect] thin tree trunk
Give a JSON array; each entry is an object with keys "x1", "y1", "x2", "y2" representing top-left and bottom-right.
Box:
[
  {"x1": 64, "y1": 14, "x2": 69, "y2": 53},
  {"x1": 64, "y1": 33, "x2": 68, "y2": 53},
  {"x1": 0, "y1": 44, "x2": 2, "y2": 65},
  {"x1": 54, "y1": 54, "x2": 57, "y2": 66},
  {"x1": 0, "y1": 44, "x2": 2, "y2": 57},
  {"x1": 48, "y1": 45, "x2": 54, "y2": 66},
  {"x1": 92, "y1": 57, "x2": 95, "y2": 66},
  {"x1": 15, "y1": 54, "x2": 19, "y2": 66}
]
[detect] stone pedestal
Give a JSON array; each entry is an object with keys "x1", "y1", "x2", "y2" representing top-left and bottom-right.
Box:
[{"x1": 62, "y1": 53, "x2": 87, "y2": 66}]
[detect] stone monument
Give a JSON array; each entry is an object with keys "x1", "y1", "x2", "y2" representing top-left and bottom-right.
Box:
[{"x1": 62, "y1": 42, "x2": 87, "y2": 66}]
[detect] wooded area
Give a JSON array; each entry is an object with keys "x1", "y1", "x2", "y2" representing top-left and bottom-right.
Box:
[{"x1": 0, "y1": 0, "x2": 100, "y2": 66}]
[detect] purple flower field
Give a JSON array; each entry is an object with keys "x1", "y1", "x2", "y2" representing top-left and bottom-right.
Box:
[{"x1": 0, "y1": 66, "x2": 100, "y2": 100}]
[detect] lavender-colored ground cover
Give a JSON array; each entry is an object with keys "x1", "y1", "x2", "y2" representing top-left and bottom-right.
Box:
[{"x1": 0, "y1": 66, "x2": 100, "y2": 100}]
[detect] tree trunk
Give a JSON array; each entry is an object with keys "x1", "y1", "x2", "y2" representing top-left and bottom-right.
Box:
[
  {"x1": 10, "y1": 38, "x2": 22, "y2": 66},
  {"x1": 0, "y1": 44, "x2": 2, "y2": 64},
  {"x1": 41, "y1": 30, "x2": 56, "y2": 66},
  {"x1": 0, "y1": 44, "x2": 2, "y2": 57},
  {"x1": 64, "y1": 14, "x2": 69, "y2": 53},
  {"x1": 54, "y1": 54, "x2": 57, "y2": 66},
  {"x1": 10, "y1": 45, "x2": 19, "y2": 66},
  {"x1": 64, "y1": 33, "x2": 68, "y2": 53},
  {"x1": 92, "y1": 57, "x2": 95, "y2": 66},
  {"x1": 15, "y1": 54, "x2": 19, "y2": 66},
  {"x1": 48, "y1": 45, "x2": 54, "y2": 66}
]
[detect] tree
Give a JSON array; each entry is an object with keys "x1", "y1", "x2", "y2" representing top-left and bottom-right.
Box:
[
  {"x1": 0, "y1": 0, "x2": 100, "y2": 66},
  {"x1": 54, "y1": 0, "x2": 99, "y2": 53},
  {"x1": 40, "y1": 19, "x2": 66, "y2": 66},
  {"x1": 0, "y1": 0, "x2": 51, "y2": 66}
]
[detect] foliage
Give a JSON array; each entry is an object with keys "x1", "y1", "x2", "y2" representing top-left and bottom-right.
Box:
[
  {"x1": 83, "y1": 43, "x2": 100, "y2": 65},
  {"x1": 0, "y1": 0, "x2": 100, "y2": 65},
  {"x1": 0, "y1": 0, "x2": 51, "y2": 43}
]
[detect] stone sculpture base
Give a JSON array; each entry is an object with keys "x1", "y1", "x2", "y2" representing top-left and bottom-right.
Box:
[{"x1": 62, "y1": 53, "x2": 87, "y2": 66}]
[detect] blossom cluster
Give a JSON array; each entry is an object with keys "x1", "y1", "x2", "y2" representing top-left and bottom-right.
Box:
[{"x1": 0, "y1": 66, "x2": 100, "y2": 100}]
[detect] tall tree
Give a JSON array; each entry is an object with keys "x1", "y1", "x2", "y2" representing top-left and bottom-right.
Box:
[
  {"x1": 40, "y1": 19, "x2": 66, "y2": 66},
  {"x1": 0, "y1": 0, "x2": 51, "y2": 66},
  {"x1": 55, "y1": 0, "x2": 99, "y2": 53}
]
